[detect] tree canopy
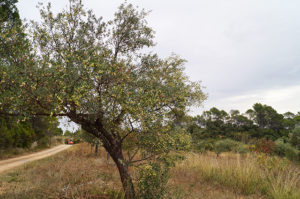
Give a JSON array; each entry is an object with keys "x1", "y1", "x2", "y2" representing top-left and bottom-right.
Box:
[
  {"x1": 189, "y1": 103, "x2": 300, "y2": 142},
  {"x1": 0, "y1": 0, "x2": 206, "y2": 198}
]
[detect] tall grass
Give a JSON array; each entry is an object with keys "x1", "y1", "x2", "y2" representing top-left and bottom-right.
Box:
[{"x1": 172, "y1": 152, "x2": 300, "y2": 199}]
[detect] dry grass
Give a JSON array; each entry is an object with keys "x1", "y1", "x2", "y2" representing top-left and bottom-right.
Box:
[
  {"x1": 0, "y1": 143, "x2": 123, "y2": 199},
  {"x1": 0, "y1": 144, "x2": 299, "y2": 199},
  {"x1": 170, "y1": 152, "x2": 300, "y2": 199}
]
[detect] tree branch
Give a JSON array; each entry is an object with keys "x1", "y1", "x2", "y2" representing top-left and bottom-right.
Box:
[{"x1": 0, "y1": 111, "x2": 68, "y2": 117}]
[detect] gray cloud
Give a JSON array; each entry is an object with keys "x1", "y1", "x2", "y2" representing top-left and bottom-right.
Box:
[{"x1": 18, "y1": 0, "x2": 300, "y2": 115}]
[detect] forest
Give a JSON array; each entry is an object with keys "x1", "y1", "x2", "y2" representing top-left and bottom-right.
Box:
[
  {"x1": 187, "y1": 103, "x2": 300, "y2": 160},
  {"x1": 0, "y1": 115, "x2": 63, "y2": 158}
]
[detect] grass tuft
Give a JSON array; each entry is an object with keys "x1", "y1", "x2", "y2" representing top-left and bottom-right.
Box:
[{"x1": 171, "y1": 152, "x2": 300, "y2": 199}]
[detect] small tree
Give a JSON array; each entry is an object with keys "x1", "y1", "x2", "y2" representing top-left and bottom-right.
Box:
[
  {"x1": 0, "y1": 1, "x2": 206, "y2": 198},
  {"x1": 289, "y1": 126, "x2": 300, "y2": 149},
  {"x1": 275, "y1": 139, "x2": 299, "y2": 161},
  {"x1": 214, "y1": 139, "x2": 239, "y2": 156}
]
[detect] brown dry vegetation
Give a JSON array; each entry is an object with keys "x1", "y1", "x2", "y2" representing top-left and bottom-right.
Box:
[
  {"x1": 171, "y1": 152, "x2": 300, "y2": 199},
  {"x1": 0, "y1": 143, "x2": 299, "y2": 199},
  {"x1": 0, "y1": 144, "x2": 123, "y2": 199}
]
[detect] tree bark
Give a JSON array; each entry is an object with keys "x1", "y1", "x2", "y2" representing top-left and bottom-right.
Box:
[
  {"x1": 95, "y1": 143, "x2": 98, "y2": 154},
  {"x1": 109, "y1": 148, "x2": 136, "y2": 199},
  {"x1": 71, "y1": 117, "x2": 136, "y2": 198}
]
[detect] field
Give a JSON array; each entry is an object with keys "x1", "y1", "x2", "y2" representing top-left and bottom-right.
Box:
[{"x1": 0, "y1": 143, "x2": 299, "y2": 199}]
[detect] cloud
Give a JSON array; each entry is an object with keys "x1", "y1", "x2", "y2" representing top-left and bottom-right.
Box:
[
  {"x1": 201, "y1": 85, "x2": 300, "y2": 114},
  {"x1": 18, "y1": 0, "x2": 300, "y2": 117}
]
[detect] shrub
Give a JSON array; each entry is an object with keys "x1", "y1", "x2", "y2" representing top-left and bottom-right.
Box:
[
  {"x1": 194, "y1": 139, "x2": 215, "y2": 153},
  {"x1": 137, "y1": 162, "x2": 169, "y2": 199},
  {"x1": 275, "y1": 139, "x2": 299, "y2": 161},
  {"x1": 214, "y1": 139, "x2": 239, "y2": 156},
  {"x1": 289, "y1": 126, "x2": 300, "y2": 149},
  {"x1": 255, "y1": 138, "x2": 276, "y2": 155},
  {"x1": 37, "y1": 136, "x2": 50, "y2": 148},
  {"x1": 234, "y1": 143, "x2": 249, "y2": 154},
  {"x1": 55, "y1": 137, "x2": 63, "y2": 144}
]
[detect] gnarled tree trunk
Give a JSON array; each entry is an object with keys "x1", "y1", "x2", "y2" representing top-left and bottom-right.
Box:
[
  {"x1": 79, "y1": 121, "x2": 136, "y2": 199},
  {"x1": 109, "y1": 148, "x2": 136, "y2": 199}
]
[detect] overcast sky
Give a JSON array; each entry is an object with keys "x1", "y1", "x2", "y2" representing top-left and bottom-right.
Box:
[{"x1": 17, "y1": 0, "x2": 300, "y2": 117}]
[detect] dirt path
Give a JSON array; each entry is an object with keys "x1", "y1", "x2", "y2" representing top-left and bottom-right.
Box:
[{"x1": 0, "y1": 145, "x2": 72, "y2": 173}]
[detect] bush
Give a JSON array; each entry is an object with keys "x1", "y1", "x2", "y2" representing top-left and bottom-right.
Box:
[
  {"x1": 234, "y1": 143, "x2": 249, "y2": 154},
  {"x1": 275, "y1": 139, "x2": 299, "y2": 161},
  {"x1": 289, "y1": 126, "x2": 300, "y2": 149},
  {"x1": 0, "y1": 120, "x2": 13, "y2": 149},
  {"x1": 214, "y1": 139, "x2": 242, "y2": 156},
  {"x1": 37, "y1": 136, "x2": 50, "y2": 148},
  {"x1": 255, "y1": 138, "x2": 276, "y2": 155},
  {"x1": 137, "y1": 162, "x2": 169, "y2": 199},
  {"x1": 193, "y1": 139, "x2": 215, "y2": 153},
  {"x1": 55, "y1": 137, "x2": 63, "y2": 144}
]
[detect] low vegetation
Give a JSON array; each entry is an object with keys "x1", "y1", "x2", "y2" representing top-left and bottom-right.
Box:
[
  {"x1": 174, "y1": 152, "x2": 300, "y2": 199},
  {"x1": 0, "y1": 144, "x2": 123, "y2": 199},
  {"x1": 1, "y1": 143, "x2": 299, "y2": 199}
]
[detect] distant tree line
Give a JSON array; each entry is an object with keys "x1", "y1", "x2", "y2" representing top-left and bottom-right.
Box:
[
  {"x1": 187, "y1": 103, "x2": 300, "y2": 160},
  {"x1": 0, "y1": 116, "x2": 63, "y2": 150},
  {"x1": 189, "y1": 103, "x2": 300, "y2": 141}
]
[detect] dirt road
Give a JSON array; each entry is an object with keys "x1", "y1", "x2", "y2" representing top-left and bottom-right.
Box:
[{"x1": 0, "y1": 145, "x2": 72, "y2": 173}]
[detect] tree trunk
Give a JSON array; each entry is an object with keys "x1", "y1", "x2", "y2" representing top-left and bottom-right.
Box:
[
  {"x1": 95, "y1": 143, "x2": 98, "y2": 154},
  {"x1": 110, "y1": 149, "x2": 136, "y2": 199},
  {"x1": 76, "y1": 121, "x2": 136, "y2": 198},
  {"x1": 91, "y1": 143, "x2": 94, "y2": 152}
]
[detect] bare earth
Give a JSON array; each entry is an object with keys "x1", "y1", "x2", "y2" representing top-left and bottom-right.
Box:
[{"x1": 0, "y1": 145, "x2": 72, "y2": 173}]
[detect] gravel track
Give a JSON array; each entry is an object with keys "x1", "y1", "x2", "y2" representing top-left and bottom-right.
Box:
[{"x1": 0, "y1": 145, "x2": 72, "y2": 173}]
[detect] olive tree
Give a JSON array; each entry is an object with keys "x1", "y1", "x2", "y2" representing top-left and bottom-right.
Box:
[{"x1": 0, "y1": 0, "x2": 206, "y2": 198}]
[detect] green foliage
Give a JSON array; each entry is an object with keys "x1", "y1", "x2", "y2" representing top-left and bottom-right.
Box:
[
  {"x1": 189, "y1": 103, "x2": 299, "y2": 153},
  {"x1": 275, "y1": 139, "x2": 299, "y2": 161},
  {"x1": 137, "y1": 162, "x2": 169, "y2": 199},
  {"x1": 234, "y1": 142, "x2": 249, "y2": 154},
  {"x1": 0, "y1": 118, "x2": 12, "y2": 148},
  {"x1": 37, "y1": 136, "x2": 50, "y2": 148},
  {"x1": 0, "y1": 0, "x2": 20, "y2": 23},
  {"x1": 1, "y1": 0, "x2": 206, "y2": 197},
  {"x1": 289, "y1": 126, "x2": 300, "y2": 149},
  {"x1": 0, "y1": 0, "x2": 61, "y2": 150},
  {"x1": 71, "y1": 128, "x2": 95, "y2": 144},
  {"x1": 201, "y1": 107, "x2": 230, "y2": 138},
  {"x1": 64, "y1": 130, "x2": 73, "y2": 137},
  {"x1": 193, "y1": 139, "x2": 215, "y2": 153},
  {"x1": 0, "y1": 117, "x2": 36, "y2": 149},
  {"x1": 214, "y1": 139, "x2": 242, "y2": 156},
  {"x1": 0, "y1": 115, "x2": 62, "y2": 151},
  {"x1": 230, "y1": 131, "x2": 251, "y2": 143}
]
